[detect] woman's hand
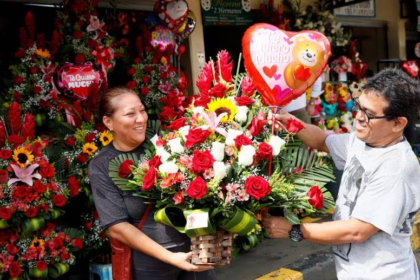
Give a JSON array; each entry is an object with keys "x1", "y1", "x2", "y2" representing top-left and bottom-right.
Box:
[
  {"x1": 267, "y1": 110, "x2": 295, "y2": 132},
  {"x1": 168, "y1": 252, "x2": 214, "y2": 272}
]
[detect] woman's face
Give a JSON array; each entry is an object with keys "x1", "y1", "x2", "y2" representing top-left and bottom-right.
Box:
[{"x1": 104, "y1": 93, "x2": 148, "y2": 151}]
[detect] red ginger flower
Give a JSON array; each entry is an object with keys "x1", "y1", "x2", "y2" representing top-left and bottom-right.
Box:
[
  {"x1": 7, "y1": 102, "x2": 22, "y2": 136},
  {"x1": 21, "y1": 114, "x2": 35, "y2": 141},
  {"x1": 217, "y1": 50, "x2": 233, "y2": 83}
]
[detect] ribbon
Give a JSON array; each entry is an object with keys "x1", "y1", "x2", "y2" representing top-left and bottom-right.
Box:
[
  {"x1": 91, "y1": 45, "x2": 114, "y2": 71},
  {"x1": 0, "y1": 219, "x2": 10, "y2": 229},
  {"x1": 51, "y1": 209, "x2": 60, "y2": 219},
  {"x1": 241, "y1": 233, "x2": 259, "y2": 251},
  {"x1": 48, "y1": 263, "x2": 70, "y2": 278},
  {"x1": 218, "y1": 206, "x2": 257, "y2": 236},
  {"x1": 29, "y1": 266, "x2": 48, "y2": 278},
  {"x1": 22, "y1": 217, "x2": 45, "y2": 233}
]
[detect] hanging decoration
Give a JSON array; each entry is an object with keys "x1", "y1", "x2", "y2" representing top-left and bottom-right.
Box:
[
  {"x1": 401, "y1": 60, "x2": 419, "y2": 79},
  {"x1": 154, "y1": 0, "x2": 189, "y2": 31}
]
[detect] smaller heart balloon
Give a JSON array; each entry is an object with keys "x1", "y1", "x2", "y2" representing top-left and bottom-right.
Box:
[
  {"x1": 242, "y1": 24, "x2": 331, "y2": 108},
  {"x1": 154, "y1": 0, "x2": 189, "y2": 31},
  {"x1": 53, "y1": 62, "x2": 102, "y2": 100},
  {"x1": 174, "y1": 10, "x2": 196, "y2": 40},
  {"x1": 401, "y1": 60, "x2": 419, "y2": 78}
]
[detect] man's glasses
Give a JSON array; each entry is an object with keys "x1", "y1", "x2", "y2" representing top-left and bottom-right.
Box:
[{"x1": 352, "y1": 97, "x2": 392, "y2": 123}]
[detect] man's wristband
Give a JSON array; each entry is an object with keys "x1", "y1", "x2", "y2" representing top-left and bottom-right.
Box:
[{"x1": 308, "y1": 101, "x2": 315, "y2": 106}]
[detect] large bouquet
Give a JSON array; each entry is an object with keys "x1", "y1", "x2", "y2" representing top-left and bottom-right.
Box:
[{"x1": 111, "y1": 51, "x2": 334, "y2": 261}]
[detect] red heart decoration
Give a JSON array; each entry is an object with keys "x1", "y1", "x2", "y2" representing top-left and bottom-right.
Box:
[
  {"x1": 154, "y1": 0, "x2": 189, "y2": 31},
  {"x1": 263, "y1": 65, "x2": 278, "y2": 78},
  {"x1": 59, "y1": 63, "x2": 101, "y2": 100},
  {"x1": 294, "y1": 65, "x2": 312, "y2": 82},
  {"x1": 242, "y1": 24, "x2": 331, "y2": 107},
  {"x1": 401, "y1": 60, "x2": 419, "y2": 78}
]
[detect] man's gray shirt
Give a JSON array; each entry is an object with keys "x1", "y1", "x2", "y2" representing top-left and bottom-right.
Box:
[{"x1": 326, "y1": 132, "x2": 420, "y2": 280}]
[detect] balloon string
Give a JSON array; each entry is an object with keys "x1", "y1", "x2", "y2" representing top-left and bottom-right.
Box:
[{"x1": 268, "y1": 106, "x2": 287, "y2": 176}]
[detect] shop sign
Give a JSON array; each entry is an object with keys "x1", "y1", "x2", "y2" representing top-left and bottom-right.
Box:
[
  {"x1": 201, "y1": 0, "x2": 252, "y2": 26},
  {"x1": 334, "y1": 0, "x2": 376, "y2": 18}
]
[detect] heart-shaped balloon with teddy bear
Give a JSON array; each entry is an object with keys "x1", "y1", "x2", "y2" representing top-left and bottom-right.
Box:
[
  {"x1": 154, "y1": 0, "x2": 189, "y2": 31},
  {"x1": 242, "y1": 24, "x2": 331, "y2": 107}
]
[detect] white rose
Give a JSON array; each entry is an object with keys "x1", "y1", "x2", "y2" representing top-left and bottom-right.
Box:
[
  {"x1": 225, "y1": 129, "x2": 243, "y2": 146},
  {"x1": 178, "y1": 125, "x2": 190, "y2": 141},
  {"x1": 150, "y1": 134, "x2": 159, "y2": 147},
  {"x1": 268, "y1": 135, "x2": 286, "y2": 156},
  {"x1": 235, "y1": 106, "x2": 248, "y2": 123},
  {"x1": 159, "y1": 161, "x2": 178, "y2": 174},
  {"x1": 238, "y1": 145, "x2": 256, "y2": 166},
  {"x1": 211, "y1": 142, "x2": 225, "y2": 162},
  {"x1": 156, "y1": 147, "x2": 171, "y2": 162},
  {"x1": 167, "y1": 138, "x2": 184, "y2": 154},
  {"x1": 213, "y1": 161, "x2": 227, "y2": 180}
]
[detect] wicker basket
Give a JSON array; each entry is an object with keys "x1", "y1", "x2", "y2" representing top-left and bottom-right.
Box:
[{"x1": 190, "y1": 230, "x2": 234, "y2": 266}]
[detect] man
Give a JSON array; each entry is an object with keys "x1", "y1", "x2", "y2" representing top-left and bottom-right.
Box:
[{"x1": 263, "y1": 68, "x2": 420, "y2": 279}]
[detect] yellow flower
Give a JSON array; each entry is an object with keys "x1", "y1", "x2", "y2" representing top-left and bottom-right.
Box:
[
  {"x1": 82, "y1": 143, "x2": 98, "y2": 155},
  {"x1": 35, "y1": 49, "x2": 50, "y2": 59},
  {"x1": 207, "y1": 98, "x2": 237, "y2": 123},
  {"x1": 30, "y1": 237, "x2": 45, "y2": 250},
  {"x1": 161, "y1": 57, "x2": 167, "y2": 64},
  {"x1": 99, "y1": 131, "x2": 113, "y2": 146},
  {"x1": 13, "y1": 147, "x2": 34, "y2": 167},
  {"x1": 3, "y1": 102, "x2": 10, "y2": 108}
]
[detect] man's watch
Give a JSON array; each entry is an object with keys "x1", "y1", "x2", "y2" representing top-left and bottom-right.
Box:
[
  {"x1": 308, "y1": 101, "x2": 315, "y2": 106},
  {"x1": 289, "y1": 224, "x2": 304, "y2": 242}
]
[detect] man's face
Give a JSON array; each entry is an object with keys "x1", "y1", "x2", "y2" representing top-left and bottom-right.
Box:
[{"x1": 354, "y1": 91, "x2": 396, "y2": 146}]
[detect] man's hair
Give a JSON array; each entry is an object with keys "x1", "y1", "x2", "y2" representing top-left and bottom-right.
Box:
[{"x1": 363, "y1": 68, "x2": 420, "y2": 122}]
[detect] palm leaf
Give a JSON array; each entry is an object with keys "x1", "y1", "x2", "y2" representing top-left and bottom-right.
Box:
[{"x1": 108, "y1": 152, "x2": 143, "y2": 191}]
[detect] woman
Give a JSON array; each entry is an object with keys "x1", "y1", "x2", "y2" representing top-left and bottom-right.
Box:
[{"x1": 88, "y1": 87, "x2": 215, "y2": 279}]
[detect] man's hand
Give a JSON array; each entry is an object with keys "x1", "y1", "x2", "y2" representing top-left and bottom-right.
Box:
[
  {"x1": 267, "y1": 110, "x2": 295, "y2": 132},
  {"x1": 168, "y1": 252, "x2": 215, "y2": 272},
  {"x1": 262, "y1": 216, "x2": 293, "y2": 238},
  {"x1": 306, "y1": 104, "x2": 315, "y2": 116}
]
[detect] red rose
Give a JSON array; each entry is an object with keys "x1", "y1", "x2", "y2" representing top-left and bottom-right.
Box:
[
  {"x1": 39, "y1": 164, "x2": 54, "y2": 179},
  {"x1": 248, "y1": 118, "x2": 267, "y2": 137},
  {"x1": 144, "y1": 66, "x2": 153, "y2": 73},
  {"x1": 71, "y1": 238, "x2": 83, "y2": 249},
  {"x1": 12, "y1": 76, "x2": 23, "y2": 84},
  {"x1": 8, "y1": 134, "x2": 25, "y2": 146},
  {"x1": 186, "y1": 176, "x2": 207, "y2": 199},
  {"x1": 0, "y1": 230, "x2": 12, "y2": 246},
  {"x1": 0, "y1": 150, "x2": 11, "y2": 159},
  {"x1": 93, "y1": 211, "x2": 100, "y2": 220},
  {"x1": 77, "y1": 153, "x2": 88, "y2": 164},
  {"x1": 256, "y1": 142, "x2": 273, "y2": 160},
  {"x1": 341, "y1": 127, "x2": 348, "y2": 133},
  {"x1": 37, "y1": 261, "x2": 47, "y2": 271},
  {"x1": 185, "y1": 128, "x2": 212, "y2": 149},
  {"x1": 165, "y1": 117, "x2": 186, "y2": 131},
  {"x1": 87, "y1": 39, "x2": 98, "y2": 48},
  {"x1": 173, "y1": 192, "x2": 184, "y2": 205},
  {"x1": 126, "y1": 80, "x2": 136, "y2": 89},
  {"x1": 148, "y1": 156, "x2": 162, "y2": 169},
  {"x1": 84, "y1": 133, "x2": 96, "y2": 143},
  {"x1": 158, "y1": 106, "x2": 179, "y2": 123},
  {"x1": 133, "y1": 58, "x2": 141, "y2": 64},
  {"x1": 142, "y1": 168, "x2": 158, "y2": 191},
  {"x1": 32, "y1": 86, "x2": 42, "y2": 95},
  {"x1": 73, "y1": 30, "x2": 83, "y2": 39},
  {"x1": 118, "y1": 160, "x2": 134, "y2": 178},
  {"x1": 192, "y1": 150, "x2": 215, "y2": 173},
  {"x1": 12, "y1": 91, "x2": 21, "y2": 101},
  {"x1": 0, "y1": 207, "x2": 11, "y2": 220},
  {"x1": 6, "y1": 244, "x2": 19, "y2": 255},
  {"x1": 141, "y1": 87, "x2": 149, "y2": 96},
  {"x1": 0, "y1": 170, "x2": 8, "y2": 184},
  {"x1": 287, "y1": 118, "x2": 305, "y2": 134},
  {"x1": 9, "y1": 261, "x2": 21, "y2": 278},
  {"x1": 245, "y1": 176, "x2": 271, "y2": 200},
  {"x1": 234, "y1": 96, "x2": 254, "y2": 106},
  {"x1": 307, "y1": 186, "x2": 323, "y2": 210},
  {"x1": 234, "y1": 135, "x2": 253, "y2": 150},
  {"x1": 127, "y1": 68, "x2": 136, "y2": 76},
  {"x1": 26, "y1": 207, "x2": 38, "y2": 218},
  {"x1": 65, "y1": 136, "x2": 76, "y2": 146},
  {"x1": 61, "y1": 253, "x2": 71, "y2": 260},
  {"x1": 142, "y1": 76, "x2": 150, "y2": 83},
  {"x1": 85, "y1": 222, "x2": 92, "y2": 230},
  {"x1": 55, "y1": 20, "x2": 63, "y2": 29},
  {"x1": 29, "y1": 66, "x2": 38, "y2": 74},
  {"x1": 193, "y1": 95, "x2": 211, "y2": 108},
  {"x1": 100, "y1": 230, "x2": 108, "y2": 240},
  {"x1": 75, "y1": 53, "x2": 85, "y2": 64},
  {"x1": 160, "y1": 72, "x2": 168, "y2": 80},
  {"x1": 33, "y1": 180, "x2": 46, "y2": 193},
  {"x1": 53, "y1": 194, "x2": 66, "y2": 207},
  {"x1": 32, "y1": 142, "x2": 43, "y2": 157},
  {"x1": 68, "y1": 176, "x2": 80, "y2": 197},
  {"x1": 209, "y1": 83, "x2": 226, "y2": 98},
  {"x1": 15, "y1": 49, "x2": 25, "y2": 58},
  {"x1": 14, "y1": 186, "x2": 28, "y2": 199}
]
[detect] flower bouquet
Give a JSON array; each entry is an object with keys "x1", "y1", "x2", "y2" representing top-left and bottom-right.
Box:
[
  {"x1": 110, "y1": 51, "x2": 335, "y2": 265},
  {"x1": 80, "y1": 210, "x2": 110, "y2": 264},
  {"x1": 0, "y1": 223, "x2": 83, "y2": 279},
  {"x1": 331, "y1": 56, "x2": 352, "y2": 82}
]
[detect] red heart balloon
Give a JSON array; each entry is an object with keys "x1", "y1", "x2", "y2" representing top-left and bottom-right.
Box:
[
  {"x1": 154, "y1": 0, "x2": 189, "y2": 31},
  {"x1": 401, "y1": 60, "x2": 418, "y2": 78},
  {"x1": 242, "y1": 24, "x2": 331, "y2": 107}
]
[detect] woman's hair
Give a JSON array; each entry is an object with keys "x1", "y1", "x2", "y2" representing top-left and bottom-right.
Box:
[{"x1": 96, "y1": 87, "x2": 138, "y2": 125}]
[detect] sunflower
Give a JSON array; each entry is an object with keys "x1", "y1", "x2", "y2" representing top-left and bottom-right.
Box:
[
  {"x1": 82, "y1": 143, "x2": 98, "y2": 155},
  {"x1": 207, "y1": 98, "x2": 237, "y2": 123},
  {"x1": 99, "y1": 131, "x2": 113, "y2": 146},
  {"x1": 13, "y1": 147, "x2": 34, "y2": 167},
  {"x1": 35, "y1": 49, "x2": 50, "y2": 59},
  {"x1": 30, "y1": 237, "x2": 45, "y2": 250}
]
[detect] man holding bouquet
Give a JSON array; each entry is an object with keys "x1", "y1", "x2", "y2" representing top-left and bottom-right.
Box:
[{"x1": 263, "y1": 68, "x2": 420, "y2": 279}]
